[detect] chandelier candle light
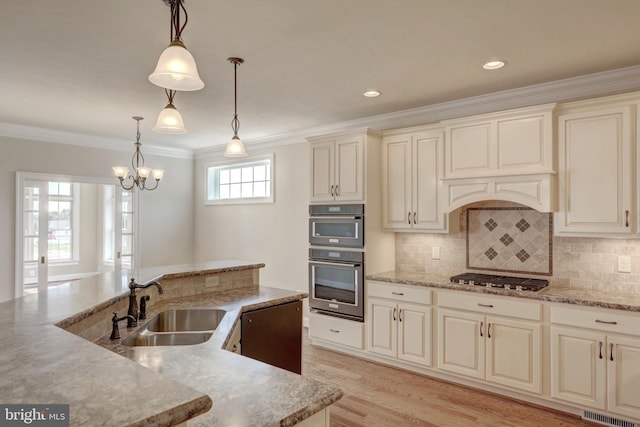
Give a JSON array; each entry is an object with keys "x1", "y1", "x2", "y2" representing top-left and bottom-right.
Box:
[
  {"x1": 153, "y1": 89, "x2": 188, "y2": 134},
  {"x1": 148, "y1": 0, "x2": 204, "y2": 92},
  {"x1": 113, "y1": 117, "x2": 165, "y2": 191},
  {"x1": 224, "y1": 57, "x2": 248, "y2": 158}
]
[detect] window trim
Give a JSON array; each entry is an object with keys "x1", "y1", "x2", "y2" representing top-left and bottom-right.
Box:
[{"x1": 204, "y1": 154, "x2": 275, "y2": 205}]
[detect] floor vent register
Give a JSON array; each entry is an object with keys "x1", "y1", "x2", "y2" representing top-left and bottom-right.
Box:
[{"x1": 582, "y1": 410, "x2": 637, "y2": 427}]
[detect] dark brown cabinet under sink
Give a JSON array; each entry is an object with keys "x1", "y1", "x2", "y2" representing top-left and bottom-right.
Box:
[{"x1": 241, "y1": 300, "x2": 302, "y2": 374}]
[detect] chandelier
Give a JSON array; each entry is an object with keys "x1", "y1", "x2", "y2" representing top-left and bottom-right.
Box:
[{"x1": 112, "y1": 117, "x2": 165, "y2": 191}]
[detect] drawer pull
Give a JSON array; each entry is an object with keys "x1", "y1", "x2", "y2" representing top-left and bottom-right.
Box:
[
  {"x1": 595, "y1": 319, "x2": 618, "y2": 325},
  {"x1": 329, "y1": 329, "x2": 340, "y2": 333},
  {"x1": 391, "y1": 291, "x2": 404, "y2": 296},
  {"x1": 480, "y1": 321, "x2": 484, "y2": 337},
  {"x1": 598, "y1": 341, "x2": 603, "y2": 359},
  {"x1": 610, "y1": 343, "x2": 614, "y2": 361},
  {"x1": 477, "y1": 303, "x2": 494, "y2": 308}
]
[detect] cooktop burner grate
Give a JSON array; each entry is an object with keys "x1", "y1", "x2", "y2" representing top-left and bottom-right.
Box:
[{"x1": 450, "y1": 273, "x2": 549, "y2": 291}]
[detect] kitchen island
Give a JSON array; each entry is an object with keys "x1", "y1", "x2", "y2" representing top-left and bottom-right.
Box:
[{"x1": 0, "y1": 261, "x2": 342, "y2": 426}]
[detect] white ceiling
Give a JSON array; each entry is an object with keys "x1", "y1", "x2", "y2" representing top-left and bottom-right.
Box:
[{"x1": 3, "y1": 0, "x2": 640, "y2": 153}]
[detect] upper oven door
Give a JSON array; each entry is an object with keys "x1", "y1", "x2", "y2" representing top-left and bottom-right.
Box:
[{"x1": 309, "y1": 216, "x2": 364, "y2": 248}]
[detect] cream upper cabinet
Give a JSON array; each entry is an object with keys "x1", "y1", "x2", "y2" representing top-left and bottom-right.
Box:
[
  {"x1": 438, "y1": 292, "x2": 542, "y2": 395},
  {"x1": 550, "y1": 305, "x2": 640, "y2": 420},
  {"x1": 556, "y1": 99, "x2": 635, "y2": 236},
  {"x1": 309, "y1": 131, "x2": 368, "y2": 202},
  {"x1": 441, "y1": 104, "x2": 556, "y2": 212},
  {"x1": 381, "y1": 127, "x2": 447, "y2": 232},
  {"x1": 367, "y1": 281, "x2": 432, "y2": 367}
]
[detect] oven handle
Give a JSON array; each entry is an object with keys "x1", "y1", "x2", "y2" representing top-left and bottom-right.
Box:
[
  {"x1": 310, "y1": 215, "x2": 362, "y2": 220},
  {"x1": 309, "y1": 260, "x2": 362, "y2": 268}
]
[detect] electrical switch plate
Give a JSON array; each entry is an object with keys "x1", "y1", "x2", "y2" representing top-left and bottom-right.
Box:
[
  {"x1": 618, "y1": 256, "x2": 632, "y2": 273},
  {"x1": 432, "y1": 246, "x2": 441, "y2": 260}
]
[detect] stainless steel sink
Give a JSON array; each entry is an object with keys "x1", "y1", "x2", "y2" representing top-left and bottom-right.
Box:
[
  {"x1": 122, "y1": 330, "x2": 213, "y2": 347},
  {"x1": 146, "y1": 309, "x2": 226, "y2": 332},
  {"x1": 121, "y1": 308, "x2": 226, "y2": 347}
]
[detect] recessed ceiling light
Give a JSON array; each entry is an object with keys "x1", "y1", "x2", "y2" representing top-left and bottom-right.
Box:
[
  {"x1": 363, "y1": 90, "x2": 381, "y2": 98},
  {"x1": 483, "y1": 60, "x2": 506, "y2": 70}
]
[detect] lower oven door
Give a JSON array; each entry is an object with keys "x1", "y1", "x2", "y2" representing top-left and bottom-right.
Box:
[{"x1": 309, "y1": 260, "x2": 363, "y2": 320}]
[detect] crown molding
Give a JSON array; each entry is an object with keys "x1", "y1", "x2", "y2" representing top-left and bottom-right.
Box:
[{"x1": 0, "y1": 122, "x2": 194, "y2": 159}]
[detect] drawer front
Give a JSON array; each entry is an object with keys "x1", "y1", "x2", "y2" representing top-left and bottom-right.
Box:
[
  {"x1": 438, "y1": 291, "x2": 542, "y2": 321},
  {"x1": 309, "y1": 311, "x2": 364, "y2": 349},
  {"x1": 551, "y1": 304, "x2": 640, "y2": 336},
  {"x1": 367, "y1": 280, "x2": 432, "y2": 305}
]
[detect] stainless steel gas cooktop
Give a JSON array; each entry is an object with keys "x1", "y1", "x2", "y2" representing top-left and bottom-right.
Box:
[{"x1": 450, "y1": 273, "x2": 549, "y2": 292}]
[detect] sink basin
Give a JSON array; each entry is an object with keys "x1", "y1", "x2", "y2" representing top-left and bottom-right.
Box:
[
  {"x1": 121, "y1": 308, "x2": 226, "y2": 347},
  {"x1": 146, "y1": 309, "x2": 226, "y2": 332},
  {"x1": 122, "y1": 331, "x2": 213, "y2": 347}
]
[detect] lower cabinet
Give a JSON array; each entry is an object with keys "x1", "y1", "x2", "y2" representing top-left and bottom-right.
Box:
[
  {"x1": 367, "y1": 281, "x2": 432, "y2": 367},
  {"x1": 437, "y1": 293, "x2": 542, "y2": 395},
  {"x1": 308, "y1": 310, "x2": 364, "y2": 350},
  {"x1": 551, "y1": 305, "x2": 640, "y2": 420}
]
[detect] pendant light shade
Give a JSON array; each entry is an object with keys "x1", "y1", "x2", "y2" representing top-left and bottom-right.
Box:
[
  {"x1": 149, "y1": 40, "x2": 204, "y2": 91},
  {"x1": 224, "y1": 57, "x2": 248, "y2": 158},
  {"x1": 148, "y1": 0, "x2": 204, "y2": 91},
  {"x1": 153, "y1": 89, "x2": 188, "y2": 134}
]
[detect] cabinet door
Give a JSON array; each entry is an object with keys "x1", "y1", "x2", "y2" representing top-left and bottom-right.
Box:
[
  {"x1": 551, "y1": 327, "x2": 606, "y2": 409},
  {"x1": 608, "y1": 334, "x2": 640, "y2": 419},
  {"x1": 335, "y1": 136, "x2": 364, "y2": 201},
  {"x1": 445, "y1": 122, "x2": 493, "y2": 178},
  {"x1": 413, "y1": 132, "x2": 445, "y2": 231},
  {"x1": 382, "y1": 135, "x2": 412, "y2": 229},
  {"x1": 368, "y1": 297, "x2": 397, "y2": 358},
  {"x1": 437, "y1": 308, "x2": 484, "y2": 379},
  {"x1": 485, "y1": 317, "x2": 542, "y2": 394},
  {"x1": 310, "y1": 140, "x2": 335, "y2": 202},
  {"x1": 556, "y1": 106, "x2": 633, "y2": 234},
  {"x1": 398, "y1": 303, "x2": 431, "y2": 366}
]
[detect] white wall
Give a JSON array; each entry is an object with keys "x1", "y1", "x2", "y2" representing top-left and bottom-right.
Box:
[
  {"x1": 0, "y1": 136, "x2": 195, "y2": 302},
  {"x1": 194, "y1": 142, "x2": 309, "y2": 296}
]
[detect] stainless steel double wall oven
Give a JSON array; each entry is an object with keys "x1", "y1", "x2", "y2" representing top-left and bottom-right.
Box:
[{"x1": 308, "y1": 204, "x2": 365, "y2": 321}]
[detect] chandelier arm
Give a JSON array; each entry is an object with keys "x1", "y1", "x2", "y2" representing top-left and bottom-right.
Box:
[
  {"x1": 118, "y1": 176, "x2": 135, "y2": 192},
  {"x1": 144, "y1": 178, "x2": 160, "y2": 191},
  {"x1": 177, "y1": 0, "x2": 188, "y2": 39}
]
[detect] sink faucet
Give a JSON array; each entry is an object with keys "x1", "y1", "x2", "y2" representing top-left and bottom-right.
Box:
[
  {"x1": 110, "y1": 312, "x2": 136, "y2": 340},
  {"x1": 127, "y1": 278, "x2": 164, "y2": 327}
]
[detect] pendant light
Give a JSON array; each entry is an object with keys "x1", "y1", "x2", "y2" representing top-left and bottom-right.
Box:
[
  {"x1": 113, "y1": 117, "x2": 165, "y2": 191},
  {"x1": 149, "y1": 0, "x2": 204, "y2": 91},
  {"x1": 224, "y1": 57, "x2": 248, "y2": 158},
  {"x1": 153, "y1": 89, "x2": 188, "y2": 134}
]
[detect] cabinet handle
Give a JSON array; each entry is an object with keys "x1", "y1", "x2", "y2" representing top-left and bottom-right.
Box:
[
  {"x1": 335, "y1": 185, "x2": 339, "y2": 196},
  {"x1": 480, "y1": 321, "x2": 484, "y2": 337},
  {"x1": 393, "y1": 308, "x2": 397, "y2": 321},
  {"x1": 477, "y1": 303, "x2": 494, "y2": 308},
  {"x1": 595, "y1": 319, "x2": 618, "y2": 325},
  {"x1": 391, "y1": 291, "x2": 404, "y2": 296},
  {"x1": 625, "y1": 210, "x2": 630, "y2": 227},
  {"x1": 487, "y1": 323, "x2": 492, "y2": 338},
  {"x1": 232, "y1": 344, "x2": 238, "y2": 352},
  {"x1": 413, "y1": 212, "x2": 417, "y2": 224},
  {"x1": 40, "y1": 256, "x2": 46, "y2": 264},
  {"x1": 330, "y1": 185, "x2": 334, "y2": 197},
  {"x1": 599, "y1": 341, "x2": 603, "y2": 359},
  {"x1": 407, "y1": 212, "x2": 411, "y2": 225},
  {"x1": 610, "y1": 343, "x2": 614, "y2": 361},
  {"x1": 329, "y1": 329, "x2": 340, "y2": 333},
  {"x1": 399, "y1": 309, "x2": 403, "y2": 322}
]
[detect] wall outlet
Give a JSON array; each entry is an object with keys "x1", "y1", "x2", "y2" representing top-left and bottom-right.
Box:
[
  {"x1": 618, "y1": 256, "x2": 632, "y2": 273},
  {"x1": 432, "y1": 246, "x2": 441, "y2": 260}
]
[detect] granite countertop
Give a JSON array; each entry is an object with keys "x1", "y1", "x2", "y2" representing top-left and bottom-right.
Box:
[
  {"x1": 96, "y1": 286, "x2": 343, "y2": 427},
  {"x1": 0, "y1": 261, "x2": 341, "y2": 426},
  {"x1": 367, "y1": 271, "x2": 640, "y2": 312}
]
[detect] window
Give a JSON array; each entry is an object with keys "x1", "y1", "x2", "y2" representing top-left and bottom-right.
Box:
[{"x1": 206, "y1": 155, "x2": 274, "y2": 204}]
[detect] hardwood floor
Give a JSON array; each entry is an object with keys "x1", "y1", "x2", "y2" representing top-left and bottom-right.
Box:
[{"x1": 301, "y1": 334, "x2": 596, "y2": 427}]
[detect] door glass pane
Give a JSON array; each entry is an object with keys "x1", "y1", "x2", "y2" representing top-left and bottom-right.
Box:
[{"x1": 24, "y1": 212, "x2": 38, "y2": 235}]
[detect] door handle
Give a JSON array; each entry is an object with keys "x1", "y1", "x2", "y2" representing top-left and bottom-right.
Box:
[
  {"x1": 330, "y1": 185, "x2": 334, "y2": 197},
  {"x1": 487, "y1": 323, "x2": 492, "y2": 338},
  {"x1": 599, "y1": 341, "x2": 603, "y2": 359},
  {"x1": 393, "y1": 308, "x2": 397, "y2": 321},
  {"x1": 625, "y1": 210, "x2": 630, "y2": 227},
  {"x1": 335, "y1": 185, "x2": 339, "y2": 196},
  {"x1": 399, "y1": 309, "x2": 403, "y2": 322},
  {"x1": 480, "y1": 321, "x2": 483, "y2": 337},
  {"x1": 610, "y1": 343, "x2": 614, "y2": 361},
  {"x1": 413, "y1": 212, "x2": 417, "y2": 224},
  {"x1": 40, "y1": 256, "x2": 46, "y2": 264},
  {"x1": 407, "y1": 212, "x2": 411, "y2": 225}
]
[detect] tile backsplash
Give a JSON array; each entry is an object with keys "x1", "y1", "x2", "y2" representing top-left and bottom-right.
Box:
[{"x1": 395, "y1": 203, "x2": 640, "y2": 295}]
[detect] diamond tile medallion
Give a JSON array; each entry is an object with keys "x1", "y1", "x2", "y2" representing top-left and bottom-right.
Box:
[{"x1": 467, "y1": 207, "x2": 552, "y2": 275}]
